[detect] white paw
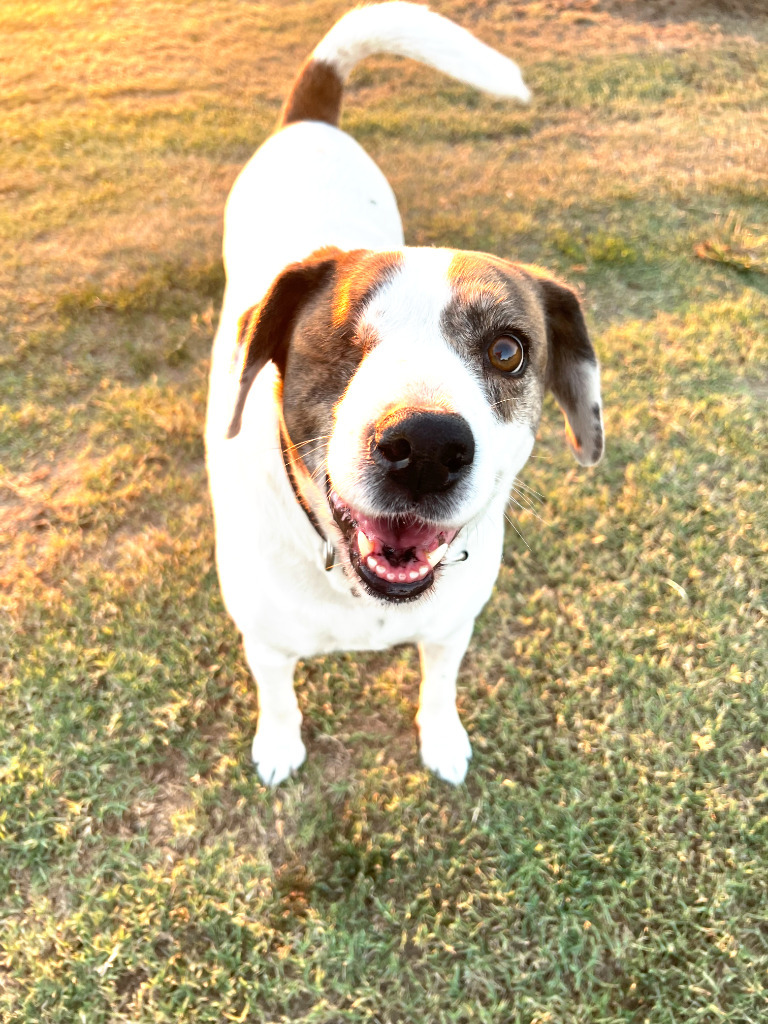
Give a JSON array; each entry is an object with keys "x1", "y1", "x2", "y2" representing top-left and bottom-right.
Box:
[
  {"x1": 252, "y1": 723, "x2": 306, "y2": 786},
  {"x1": 417, "y1": 710, "x2": 472, "y2": 785}
]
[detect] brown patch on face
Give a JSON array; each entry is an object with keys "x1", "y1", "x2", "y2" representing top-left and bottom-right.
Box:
[
  {"x1": 442, "y1": 252, "x2": 548, "y2": 426},
  {"x1": 279, "y1": 58, "x2": 344, "y2": 129},
  {"x1": 281, "y1": 250, "x2": 403, "y2": 477},
  {"x1": 443, "y1": 252, "x2": 603, "y2": 466},
  {"x1": 329, "y1": 251, "x2": 404, "y2": 339},
  {"x1": 227, "y1": 248, "x2": 401, "y2": 442}
]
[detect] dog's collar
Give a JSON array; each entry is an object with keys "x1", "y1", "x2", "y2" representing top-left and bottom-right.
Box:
[{"x1": 278, "y1": 416, "x2": 335, "y2": 572}]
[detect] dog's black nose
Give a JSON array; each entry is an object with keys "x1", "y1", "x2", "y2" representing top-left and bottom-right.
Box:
[{"x1": 372, "y1": 409, "x2": 475, "y2": 500}]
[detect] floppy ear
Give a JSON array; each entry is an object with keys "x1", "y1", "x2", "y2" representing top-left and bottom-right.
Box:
[
  {"x1": 538, "y1": 276, "x2": 604, "y2": 466},
  {"x1": 226, "y1": 250, "x2": 340, "y2": 438}
]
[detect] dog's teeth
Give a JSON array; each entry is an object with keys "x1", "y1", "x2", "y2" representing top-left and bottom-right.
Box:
[
  {"x1": 386, "y1": 572, "x2": 396, "y2": 582},
  {"x1": 409, "y1": 570, "x2": 419, "y2": 581},
  {"x1": 367, "y1": 555, "x2": 378, "y2": 570},
  {"x1": 398, "y1": 572, "x2": 407, "y2": 581},
  {"x1": 357, "y1": 530, "x2": 374, "y2": 558},
  {"x1": 425, "y1": 543, "x2": 448, "y2": 568},
  {"x1": 418, "y1": 565, "x2": 429, "y2": 577},
  {"x1": 375, "y1": 565, "x2": 387, "y2": 577}
]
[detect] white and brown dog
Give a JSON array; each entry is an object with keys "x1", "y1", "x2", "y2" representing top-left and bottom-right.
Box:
[{"x1": 205, "y1": 2, "x2": 604, "y2": 786}]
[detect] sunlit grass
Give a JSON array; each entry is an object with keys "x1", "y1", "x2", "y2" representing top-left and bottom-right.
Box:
[{"x1": 1, "y1": 1, "x2": 767, "y2": 1022}]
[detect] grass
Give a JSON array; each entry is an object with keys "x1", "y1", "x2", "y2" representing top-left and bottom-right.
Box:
[
  {"x1": 1, "y1": 1, "x2": 767, "y2": 1021},
  {"x1": 695, "y1": 213, "x2": 768, "y2": 276}
]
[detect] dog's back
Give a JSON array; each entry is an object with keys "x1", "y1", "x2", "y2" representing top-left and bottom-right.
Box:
[
  {"x1": 209, "y1": 2, "x2": 531, "y2": 443},
  {"x1": 219, "y1": 2, "x2": 529, "y2": 294}
]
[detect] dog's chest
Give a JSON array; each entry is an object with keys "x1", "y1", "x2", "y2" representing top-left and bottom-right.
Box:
[
  {"x1": 215, "y1": 478, "x2": 500, "y2": 659},
  {"x1": 258, "y1": 544, "x2": 491, "y2": 657}
]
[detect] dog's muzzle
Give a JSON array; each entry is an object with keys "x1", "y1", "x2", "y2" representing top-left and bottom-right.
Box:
[{"x1": 330, "y1": 409, "x2": 474, "y2": 602}]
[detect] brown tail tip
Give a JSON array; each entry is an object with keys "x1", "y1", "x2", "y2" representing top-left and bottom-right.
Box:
[{"x1": 279, "y1": 58, "x2": 344, "y2": 129}]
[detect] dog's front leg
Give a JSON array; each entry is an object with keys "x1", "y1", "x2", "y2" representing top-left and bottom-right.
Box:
[
  {"x1": 416, "y1": 621, "x2": 474, "y2": 785},
  {"x1": 243, "y1": 639, "x2": 306, "y2": 786}
]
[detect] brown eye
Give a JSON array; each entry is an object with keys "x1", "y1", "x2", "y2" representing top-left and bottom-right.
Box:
[{"x1": 488, "y1": 334, "x2": 525, "y2": 374}]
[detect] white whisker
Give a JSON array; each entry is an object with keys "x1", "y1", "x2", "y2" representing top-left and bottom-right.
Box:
[
  {"x1": 291, "y1": 433, "x2": 331, "y2": 450},
  {"x1": 508, "y1": 491, "x2": 537, "y2": 516},
  {"x1": 508, "y1": 492, "x2": 549, "y2": 526},
  {"x1": 505, "y1": 512, "x2": 528, "y2": 552},
  {"x1": 515, "y1": 480, "x2": 546, "y2": 502},
  {"x1": 309, "y1": 461, "x2": 329, "y2": 487},
  {"x1": 291, "y1": 442, "x2": 327, "y2": 463}
]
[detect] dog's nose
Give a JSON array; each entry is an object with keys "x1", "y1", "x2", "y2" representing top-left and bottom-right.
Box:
[{"x1": 372, "y1": 409, "x2": 475, "y2": 499}]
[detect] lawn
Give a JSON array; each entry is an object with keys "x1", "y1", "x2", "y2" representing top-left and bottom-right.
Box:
[{"x1": 1, "y1": 1, "x2": 767, "y2": 1021}]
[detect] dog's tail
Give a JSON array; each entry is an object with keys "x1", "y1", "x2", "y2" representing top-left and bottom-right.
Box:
[{"x1": 279, "y1": 1, "x2": 530, "y2": 129}]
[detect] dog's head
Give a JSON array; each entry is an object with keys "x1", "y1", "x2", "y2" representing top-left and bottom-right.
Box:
[{"x1": 227, "y1": 246, "x2": 603, "y2": 602}]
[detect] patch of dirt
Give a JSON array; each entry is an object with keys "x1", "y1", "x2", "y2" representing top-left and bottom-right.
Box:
[
  {"x1": 451, "y1": 0, "x2": 765, "y2": 55},
  {"x1": 596, "y1": 0, "x2": 766, "y2": 18},
  {"x1": 127, "y1": 749, "x2": 197, "y2": 854},
  {"x1": 745, "y1": 377, "x2": 768, "y2": 401},
  {"x1": 308, "y1": 733, "x2": 354, "y2": 785}
]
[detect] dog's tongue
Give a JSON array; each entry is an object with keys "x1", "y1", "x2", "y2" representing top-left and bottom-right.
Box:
[
  {"x1": 356, "y1": 514, "x2": 445, "y2": 550},
  {"x1": 355, "y1": 513, "x2": 458, "y2": 582}
]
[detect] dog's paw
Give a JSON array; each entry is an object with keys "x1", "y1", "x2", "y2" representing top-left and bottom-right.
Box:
[
  {"x1": 418, "y1": 711, "x2": 472, "y2": 785},
  {"x1": 252, "y1": 726, "x2": 306, "y2": 786}
]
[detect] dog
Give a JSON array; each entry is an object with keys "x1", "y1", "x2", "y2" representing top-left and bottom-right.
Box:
[{"x1": 205, "y1": 2, "x2": 604, "y2": 786}]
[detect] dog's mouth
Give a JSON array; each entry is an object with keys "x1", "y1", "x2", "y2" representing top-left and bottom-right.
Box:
[{"x1": 329, "y1": 489, "x2": 459, "y2": 601}]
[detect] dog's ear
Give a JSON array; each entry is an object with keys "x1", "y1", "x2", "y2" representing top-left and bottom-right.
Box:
[
  {"x1": 226, "y1": 250, "x2": 340, "y2": 438},
  {"x1": 537, "y1": 276, "x2": 604, "y2": 466}
]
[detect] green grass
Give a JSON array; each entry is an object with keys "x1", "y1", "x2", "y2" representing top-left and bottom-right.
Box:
[{"x1": 2, "y1": 1, "x2": 768, "y2": 1021}]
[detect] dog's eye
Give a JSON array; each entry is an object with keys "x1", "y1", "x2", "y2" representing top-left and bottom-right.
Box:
[{"x1": 488, "y1": 334, "x2": 525, "y2": 375}]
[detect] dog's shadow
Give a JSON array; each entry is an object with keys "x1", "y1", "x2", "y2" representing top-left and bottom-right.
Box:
[{"x1": 297, "y1": 646, "x2": 425, "y2": 781}]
